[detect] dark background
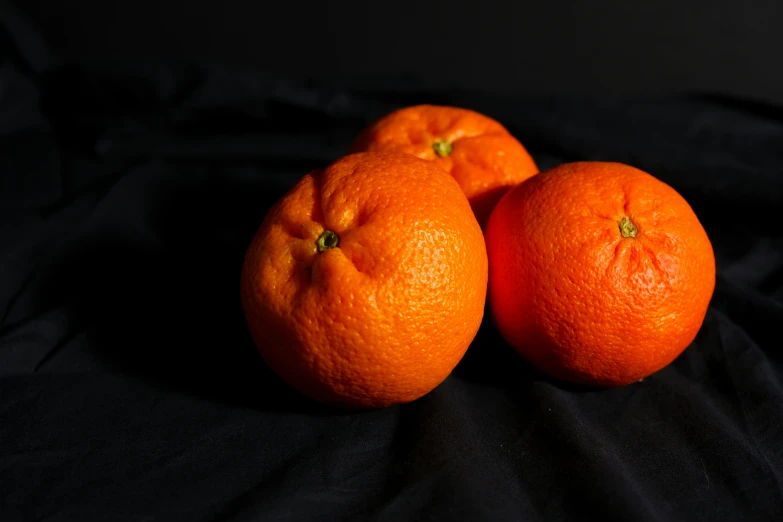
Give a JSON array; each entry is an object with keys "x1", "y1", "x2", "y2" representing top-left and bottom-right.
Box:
[{"x1": 8, "y1": 0, "x2": 783, "y2": 103}]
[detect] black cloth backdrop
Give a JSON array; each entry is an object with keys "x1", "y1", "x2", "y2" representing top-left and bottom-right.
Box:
[{"x1": 2, "y1": 12, "x2": 782, "y2": 522}]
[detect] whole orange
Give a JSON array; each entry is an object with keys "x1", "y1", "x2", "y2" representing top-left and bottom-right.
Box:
[
  {"x1": 240, "y1": 151, "x2": 488, "y2": 409},
  {"x1": 349, "y1": 104, "x2": 539, "y2": 228},
  {"x1": 486, "y1": 161, "x2": 715, "y2": 387}
]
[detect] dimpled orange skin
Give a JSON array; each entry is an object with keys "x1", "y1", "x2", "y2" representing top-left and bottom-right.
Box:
[
  {"x1": 486, "y1": 162, "x2": 716, "y2": 387},
  {"x1": 240, "y1": 152, "x2": 488, "y2": 409},
  {"x1": 349, "y1": 104, "x2": 539, "y2": 228}
]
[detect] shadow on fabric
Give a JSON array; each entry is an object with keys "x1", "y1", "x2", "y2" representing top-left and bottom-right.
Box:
[{"x1": 31, "y1": 167, "x2": 340, "y2": 414}]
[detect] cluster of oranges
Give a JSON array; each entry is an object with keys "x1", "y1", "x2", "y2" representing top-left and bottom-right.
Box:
[{"x1": 240, "y1": 105, "x2": 715, "y2": 409}]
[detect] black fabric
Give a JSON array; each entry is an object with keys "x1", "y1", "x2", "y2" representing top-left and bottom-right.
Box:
[{"x1": 2, "y1": 14, "x2": 782, "y2": 522}]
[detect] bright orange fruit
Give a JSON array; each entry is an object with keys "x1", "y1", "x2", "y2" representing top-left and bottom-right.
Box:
[
  {"x1": 486, "y1": 161, "x2": 716, "y2": 387},
  {"x1": 240, "y1": 151, "x2": 488, "y2": 408},
  {"x1": 349, "y1": 104, "x2": 539, "y2": 228}
]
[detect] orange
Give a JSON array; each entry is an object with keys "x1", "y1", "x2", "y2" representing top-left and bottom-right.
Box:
[
  {"x1": 349, "y1": 104, "x2": 539, "y2": 228},
  {"x1": 486, "y1": 161, "x2": 715, "y2": 387},
  {"x1": 240, "y1": 151, "x2": 488, "y2": 409}
]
